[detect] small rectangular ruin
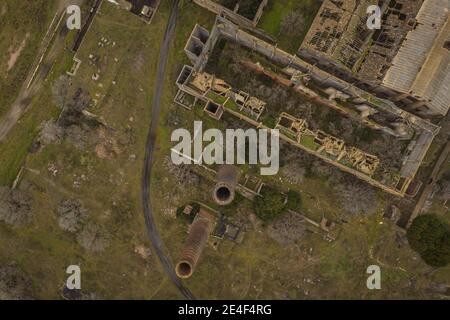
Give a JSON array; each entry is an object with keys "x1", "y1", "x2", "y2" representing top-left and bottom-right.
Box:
[{"x1": 116, "y1": 0, "x2": 160, "y2": 24}]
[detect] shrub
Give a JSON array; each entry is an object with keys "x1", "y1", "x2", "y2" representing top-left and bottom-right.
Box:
[
  {"x1": 176, "y1": 202, "x2": 200, "y2": 223},
  {"x1": 286, "y1": 190, "x2": 301, "y2": 211},
  {"x1": 407, "y1": 214, "x2": 450, "y2": 267}
]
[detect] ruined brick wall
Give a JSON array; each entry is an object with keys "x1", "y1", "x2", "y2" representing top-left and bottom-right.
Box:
[{"x1": 192, "y1": 0, "x2": 267, "y2": 28}]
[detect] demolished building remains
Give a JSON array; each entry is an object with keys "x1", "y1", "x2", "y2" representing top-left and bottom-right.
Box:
[
  {"x1": 174, "y1": 16, "x2": 441, "y2": 197},
  {"x1": 175, "y1": 209, "x2": 216, "y2": 279},
  {"x1": 298, "y1": 0, "x2": 450, "y2": 116}
]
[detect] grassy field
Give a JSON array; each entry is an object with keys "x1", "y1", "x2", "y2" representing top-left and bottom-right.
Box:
[
  {"x1": 0, "y1": 31, "x2": 79, "y2": 186},
  {"x1": 0, "y1": 1, "x2": 172, "y2": 298},
  {"x1": 0, "y1": 0, "x2": 57, "y2": 119},
  {"x1": 0, "y1": 1, "x2": 215, "y2": 299},
  {"x1": 1, "y1": 0, "x2": 449, "y2": 300}
]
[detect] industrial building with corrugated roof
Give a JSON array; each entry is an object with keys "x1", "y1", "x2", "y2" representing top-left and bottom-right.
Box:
[{"x1": 382, "y1": 0, "x2": 450, "y2": 116}]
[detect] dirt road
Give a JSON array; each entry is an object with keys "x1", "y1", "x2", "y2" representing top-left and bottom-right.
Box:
[{"x1": 141, "y1": 0, "x2": 196, "y2": 300}]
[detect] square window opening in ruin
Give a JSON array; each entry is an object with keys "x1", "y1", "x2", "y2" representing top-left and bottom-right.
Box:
[{"x1": 204, "y1": 101, "x2": 224, "y2": 119}]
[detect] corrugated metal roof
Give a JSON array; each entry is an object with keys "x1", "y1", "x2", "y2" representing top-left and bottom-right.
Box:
[
  {"x1": 383, "y1": 0, "x2": 450, "y2": 115},
  {"x1": 426, "y1": 64, "x2": 450, "y2": 114}
]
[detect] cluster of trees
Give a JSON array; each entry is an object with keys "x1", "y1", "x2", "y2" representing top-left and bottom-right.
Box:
[
  {"x1": 407, "y1": 215, "x2": 450, "y2": 267},
  {"x1": 253, "y1": 186, "x2": 301, "y2": 222},
  {"x1": 38, "y1": 77, "x2": 100, "y2": 150},
  {"x1": 57, "y1": 198, "x2": 110, "y2": 253}
]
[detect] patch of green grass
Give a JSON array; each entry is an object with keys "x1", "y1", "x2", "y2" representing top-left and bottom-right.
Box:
[
  {"x1": 286, "y1": 189, "x2": 301, "y2": 210},
  {"x1": 262, "y1": 114, "x2": 276, "y2": 128},
  {"x1": 0, "y1": 86, "x2": 60, "y2": 186},
  {"x1": 206, "y1": 91, "x2": 228, "y2": 105},
  {"x1": 300, "y1": 134, "x2": 317, "y2": 150},
  {"x1": 72, "y1": 3, "x2": 144, "y2": 107},
  {"x1": 258, "y1": 0, "x2": 321, "y2": 53},
  {"x1": 0, "y1": 24, "x2": 82, "y2": 187}
]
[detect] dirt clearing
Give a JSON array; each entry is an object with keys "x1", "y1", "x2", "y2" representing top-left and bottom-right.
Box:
[{"x1": 6, "y1": 34, "x2": 30, "y2": 72}]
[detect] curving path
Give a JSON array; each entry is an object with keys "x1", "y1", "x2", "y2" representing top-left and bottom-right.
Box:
[{"x1": 141, "y1": 0, "x2": 196, "y2": 300}]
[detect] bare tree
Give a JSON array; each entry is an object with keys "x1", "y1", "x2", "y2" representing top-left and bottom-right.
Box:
[
  {"x1": 58, "y1": 88, "x2": 92, "y2": 128},
  {"x1": 57, "y1": 199, "x2": 88, "y2": 233},
  {"x1": 76, "y1": 223, "x2": 110, "y2": 252},
  {"x1": 268, "y1": 211, "x2": 306, "y2": 245},
  {"x1": 163, "y1": 156, "x2": 200, "y2": 188},
  {"x1": 0, "y1": 187, "x2": 33, "y2": 227},
  {"x1": 38, "y1": 120, "x2": 64, "y2": 146}
]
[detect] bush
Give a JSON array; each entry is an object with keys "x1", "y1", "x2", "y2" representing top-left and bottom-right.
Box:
[
  {"x1": 280, "y1": 10, "x2": 305, "y2": 36},
  {"x1": 253, "y1": 186, "x2": 287, "y2": 222},
  {"x1": 286, "y1": 190, "x2": 301, "y2": 211},
  {"x1": 262, "y1": 114, "x2": 277, "y2": 128},
  {"x1": 407, "y1": 215, "x2": 450, "y2": 267}
]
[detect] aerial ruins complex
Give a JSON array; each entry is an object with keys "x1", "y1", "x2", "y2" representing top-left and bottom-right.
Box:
[
  {"x1": 298, "y1": 0, "x2": 450, "y2": 117},
  {"x1": 171, "y1": 0, "x2": 449, "y2": 280},
  {"x1": 175, "y1": 16, "x2": 442, "y2": 198}
]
